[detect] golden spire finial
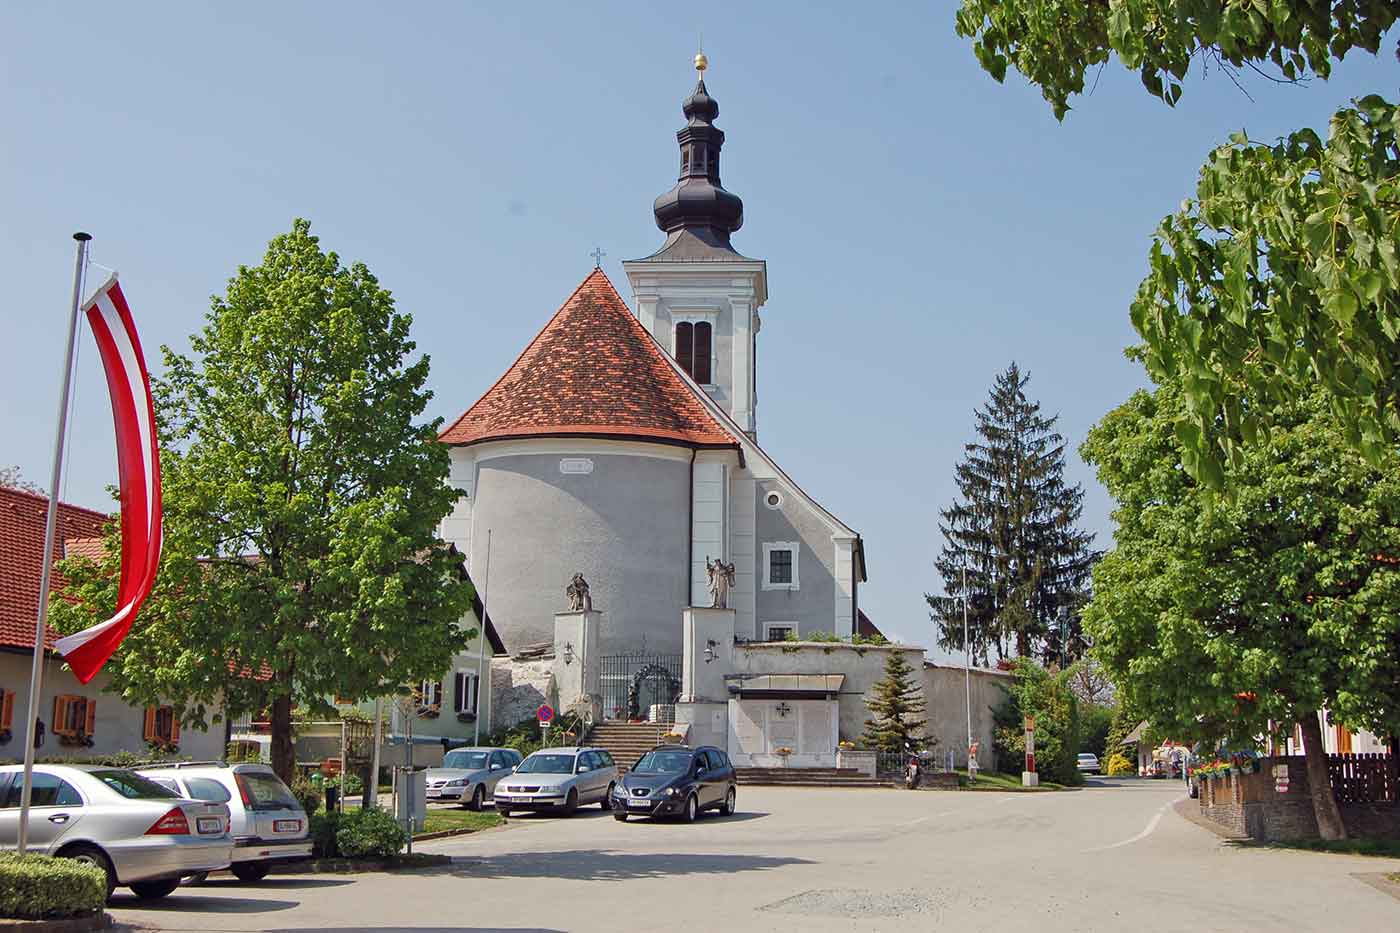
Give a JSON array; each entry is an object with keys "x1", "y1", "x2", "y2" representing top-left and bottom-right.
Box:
[{"x1": 694, "y1": 35, "x2": 707, "y2": 76}]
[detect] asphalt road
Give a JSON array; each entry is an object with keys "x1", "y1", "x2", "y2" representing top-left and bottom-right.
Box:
[{"x1": 109, "y1": 777, "x2": 1399, "y2": 932}]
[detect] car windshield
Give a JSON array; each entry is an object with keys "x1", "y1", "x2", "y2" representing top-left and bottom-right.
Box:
[
  {"x1": 443, "y1": 751, "x2": 489, "y2": 770},
  {"x1": 516, "y1": 754, "x2": 575, "y2": 774},
  {"x1": 632, "y1": 751, "x2": 693, "y2": 774},
  {"x1": 94, "y1": 770, "x2": 180, "y2": 799}
]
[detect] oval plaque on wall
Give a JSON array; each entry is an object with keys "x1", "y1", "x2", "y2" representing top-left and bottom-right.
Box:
[{"x1": 559, "y1": 458, "x2": 594, "y2": 475}]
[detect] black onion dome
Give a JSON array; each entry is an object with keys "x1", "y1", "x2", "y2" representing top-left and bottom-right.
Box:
[{"x1": 652, "y1": 77, "x2": 744, "y2": 245}]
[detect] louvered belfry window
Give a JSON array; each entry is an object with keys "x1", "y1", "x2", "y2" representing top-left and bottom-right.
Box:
[{"x1": 674, "y1": 321, "x2": 712, "y2": 385}]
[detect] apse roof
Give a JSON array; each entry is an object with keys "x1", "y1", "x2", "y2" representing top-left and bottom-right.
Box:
[{"x1": 438, "y1": 269, "x2": 738, "y2": 449}]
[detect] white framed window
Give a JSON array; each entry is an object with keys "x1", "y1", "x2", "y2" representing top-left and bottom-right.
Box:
[
  {"x1": 764, "y1": 622, "x2": 797, "y2": 641},
  {"x1": 416, "y1": 679, "x2": 443, "y2": 716},
  {"x1": 453, "y1": 671, "x2": 480, "y2": 716},
  {"x1": 762, "y1": 541, "x2": 799, "y2": 591}
]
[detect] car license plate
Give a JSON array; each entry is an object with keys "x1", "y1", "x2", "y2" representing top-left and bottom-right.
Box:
[
  {"x1": 496, "y1": 795, "x2": 516, "y2": 802},
  {"x1": 274, "y1": 819, "x2": 301, "y2": 833},
  {"x1": 197, "y1": 817, "x2": 223, "y2": 834},
  {"x1": 627, "y1": 799, "x2": 651, "y2": 809}
]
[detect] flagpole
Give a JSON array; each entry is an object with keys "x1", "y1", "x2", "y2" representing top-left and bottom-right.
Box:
[
  {"x1": 17, "y1": 232, "x2": 91, "y2": 855},
  {"x1": 473, "y1": 529, "x2": 491, "y2": 746}
]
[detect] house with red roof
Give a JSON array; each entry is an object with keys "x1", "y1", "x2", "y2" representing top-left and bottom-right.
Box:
[{"x1": 0, "y1": 485, "x2": 224, "y2": 761}]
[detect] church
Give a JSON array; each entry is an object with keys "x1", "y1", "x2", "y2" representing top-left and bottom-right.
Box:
[
  {"x1": 438, "y1": 54, "x2": 864, "y2": 658},
  {"x1": 435, "y1": 55, "x2": 1000, "y2": 770}
]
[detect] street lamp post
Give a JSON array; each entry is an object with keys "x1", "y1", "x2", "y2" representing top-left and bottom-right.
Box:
[{"x1": 963, "y1": 565, "x2": 975, "y2": 779}]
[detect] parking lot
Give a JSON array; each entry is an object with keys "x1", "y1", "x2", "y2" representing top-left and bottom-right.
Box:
[{"x1": 109, "y1": 780, "x2": 1400, "y2": 932}]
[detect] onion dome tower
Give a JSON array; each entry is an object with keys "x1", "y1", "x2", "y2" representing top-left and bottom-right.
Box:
[{"x1": 650, "y1": 51, "x2": 745, "y2": 253}]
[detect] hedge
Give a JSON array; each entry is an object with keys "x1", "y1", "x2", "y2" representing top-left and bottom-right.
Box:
[
  {"x1": 310, "y1": 807, "x2": 407, "y2": 859},
  {"x1": 0, "y1": 853, "x2": 108, "y2": 919}
]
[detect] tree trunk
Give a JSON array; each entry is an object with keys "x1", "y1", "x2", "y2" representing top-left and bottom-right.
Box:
[
  {"x1": 1298, "y1": 711, "x2": 1346, "y2": 840},
  {"x1": 270, "y1": 694, "x2": 295, "y2": 786}
]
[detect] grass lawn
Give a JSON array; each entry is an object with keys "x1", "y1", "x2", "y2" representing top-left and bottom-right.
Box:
[
  {"x1": 956, "y1": 769, "x2": 1072, "y2": 791},
  {"x1": 419, "y1": 807, "x2": 503, "y2": 836},
  {"x1": 1248, "y1": 838, "x2": 1400, "y2": 859}
]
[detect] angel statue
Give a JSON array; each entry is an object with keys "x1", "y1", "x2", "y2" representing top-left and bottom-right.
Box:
[
  {"x1": 706, "y1": 557, "x2": 736, "y2": 609},
  {"x1": 566, "y1": 573, "x2": 592, "y2": 612}
]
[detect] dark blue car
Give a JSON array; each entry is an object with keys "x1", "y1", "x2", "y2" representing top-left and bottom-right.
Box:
[{"x1": 611, "y1": 745, "x2": 737, "y2": 822}]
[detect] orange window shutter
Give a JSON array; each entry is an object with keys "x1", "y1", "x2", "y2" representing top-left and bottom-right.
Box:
[
  {"x1": 169, "y1": 715, "x2": 180, "y2": 746},
  {"x1": 53, "y1": 696, "x2": 67, "y2": 736},
  {"x1": 85, "y1": 699, "x2": 96, "y2": 735},
  {"x1": 144, "y1": 707, "x2": 157, "y2": 742},
  {"x1": 1, "y1": 690, "x2": 12, "y2": 731}
]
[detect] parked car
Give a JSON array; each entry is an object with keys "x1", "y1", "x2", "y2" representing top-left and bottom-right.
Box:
[
  {"x1": 492, "y1": 747, "x2": 618, "y2": 816},
  {"x1": 612, "y1": 745, "x2": 737, "y2": 823},
  {"x1": 139, "y1": 762, "x2": 309, "y2": 882},
  {"x1": 1076, "y1": 753, "x2": 1101, "y2": 775},
  {"x1": 423, "y1": 747, "x2": 522, "y2": 810},
  {"x1": 0, "y1": 764, "x2": 232, "y2": 900}
]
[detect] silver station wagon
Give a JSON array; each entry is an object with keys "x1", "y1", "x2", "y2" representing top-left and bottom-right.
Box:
[
  {"x1": 492, "y1": 747, "x2": 619, "y2": 817},
  {"x1": 0, "y1": 764, "x2": 232, "y2": 900}
]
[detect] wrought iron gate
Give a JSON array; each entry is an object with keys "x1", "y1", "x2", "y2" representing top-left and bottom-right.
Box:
[{"x1": 600, "y1": 652, "x2": 682, "y2": 721}]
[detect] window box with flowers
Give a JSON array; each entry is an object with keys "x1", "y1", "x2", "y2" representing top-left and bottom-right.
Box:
[{"x1": 143, "y1": 705, "x2": 181, "y2": 754}]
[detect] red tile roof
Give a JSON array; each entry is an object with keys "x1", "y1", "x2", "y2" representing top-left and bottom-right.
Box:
[
  {"x1": 0, "y1": 486, "x2": 110, "y2": 651},
  {"x1": 439, "y1": 269, "x2": 737, "y2": 449}
]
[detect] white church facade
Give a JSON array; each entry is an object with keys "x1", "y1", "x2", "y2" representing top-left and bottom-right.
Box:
[{"x1": 435, "y1": 57, "x2": 997, "y2": 769}]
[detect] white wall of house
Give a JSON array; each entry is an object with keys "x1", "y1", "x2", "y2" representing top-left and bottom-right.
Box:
[{"x1": 0, "y1": 652, "x2": 224, "y2": 762}]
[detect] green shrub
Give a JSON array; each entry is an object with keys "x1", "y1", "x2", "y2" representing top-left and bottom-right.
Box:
[
  {"x1": 335, "y1": 806, "x2": 407, "y2": 859},
  {"x1": 1105, "y1": 753, "x2": 1136, "y2": 776},
  {"x1": 310, "y1": 811, "x2": 343, "y2": 858},
  {"x1": 991, "y1": 658, "x2": 1083, "y2": 785},
  {"x1": 291, "y1": 774, "x2": 323, "y2": 816},
  {"x1": 328, "y1": 772, "x2": 364, "y2": 796},
  {"x1": 0, "y1": 853, "x2": 107, "y2": 919}
]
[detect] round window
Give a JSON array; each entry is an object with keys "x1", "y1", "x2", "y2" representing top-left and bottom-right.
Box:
[{"x1": 764, "y1": 491, "x2": 783, "y2": 510}]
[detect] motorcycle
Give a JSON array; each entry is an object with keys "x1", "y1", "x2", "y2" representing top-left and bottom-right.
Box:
[{"x1": 904, "y1": 741, "x2": 925, "y2": 789}]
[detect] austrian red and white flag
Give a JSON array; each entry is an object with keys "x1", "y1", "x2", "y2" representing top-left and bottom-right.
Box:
[{"x1": 55, "y1": 275, "x2": 162, "y2": 683}]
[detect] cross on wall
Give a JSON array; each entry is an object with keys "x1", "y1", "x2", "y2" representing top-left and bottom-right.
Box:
[{"x1": 775, "y1": 702, "x2": 792, "y2": 718}]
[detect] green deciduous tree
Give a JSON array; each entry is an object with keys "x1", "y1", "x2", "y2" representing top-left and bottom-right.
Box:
[
  {"x1": 955, "y1": 0, "x2": 1398, "y2": 120},
  {"x1": 861, "y1": 651, "x2": 929, "y2": 753},
  {"x1": 955, "y1": 2, "x2": 1400, "y2": 485},
  {"x1": 928, "y1": 363, "x2": 1098, "y2": 664},
  {"x1": 991, "y1": 658, "x2": 1083, "y2": 784},
  {"x1": 1082, "y1": 384, "x2": 1400, "y2": 838},
  {"x1": 52, "y1": 220, "x2": 473, "y2": 783}
]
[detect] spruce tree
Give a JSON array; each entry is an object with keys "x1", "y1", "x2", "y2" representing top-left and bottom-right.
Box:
[
  {"x1": 861, "y1": 650, "x2": 928, "y2": 753},
  {"x1": 926, "y1": 363, "x2": 1097, "y2": 665}
]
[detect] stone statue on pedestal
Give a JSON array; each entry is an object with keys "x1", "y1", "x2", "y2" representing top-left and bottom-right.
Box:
[
  {"x1": 706, "y1": 557, "x2": 735, "y2": 609},
  {"x1": 566, "y1": 573, "x2": 592, "y2": 612}
]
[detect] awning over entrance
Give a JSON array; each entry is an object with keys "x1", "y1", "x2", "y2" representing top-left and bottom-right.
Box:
[{"x1": 724, "y1": 673, "x2": 846, "y2": 699}]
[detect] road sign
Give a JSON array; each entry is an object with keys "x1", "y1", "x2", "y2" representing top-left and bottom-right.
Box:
[{"x1": 537, "y1": 704, "x2": 555, "y2": 724}]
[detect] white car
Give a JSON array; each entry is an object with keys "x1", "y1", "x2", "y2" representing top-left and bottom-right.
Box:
[
  {"x1": 0, "y1": 764, "x2": 231, "y2": 900},
  {"x1": 1077, "y1": 753, "x2": 1101, "y2": 774},
  {"x1": 424, "y1": 747, "x2": 522, "y2": 809},
  {"x1": 140, "y1": 762, "x2": 309, "y2": 881},
  {"x1": 493, "y1": 747, "x2": 619, "y2": 817}
]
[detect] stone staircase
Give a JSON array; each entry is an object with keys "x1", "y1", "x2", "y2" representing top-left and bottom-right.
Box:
[
  {"x1": 735, "y1": 767, "x2": 889, "y2": 788},
  {"x1": 584, "y1": 721, "x2": 671, "y2": 770}
]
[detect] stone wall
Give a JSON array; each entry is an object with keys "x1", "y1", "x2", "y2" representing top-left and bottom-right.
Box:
[
  {"x1": 1198, "y1": 756, "x2": 1400, "y2": 841},
  {"x1": 922, "y1": 663, "x2": 1010, "y2": 769},
  {"x1": 490, "y1": 656, "x2": 557, "y2": 732}
]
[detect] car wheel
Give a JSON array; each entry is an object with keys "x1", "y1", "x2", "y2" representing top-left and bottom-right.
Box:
[
  {"x1": 60, "y1": 844, "x2": 114, "y2": 900},
  {"x1": 683, "y1": 793, "x2": 698, "y2": 823},
  {"x1": 601, "y1": 783, "x2": 615, "y2": 810},
  {"x1": 182, "y1": 872, "x2": 208, "y2": 886},
  {"x1": 613, "y1": 811, "x2": 628, "y2": 822},
  {"x1": 720, "y1": 786, "x2": 736, "y2": 816},
  {"x1": 468, "y1": 785, "x2": 485, "y2": 812},
  {"x1": 562, "y1": 788, "x2": 579, "y2": 816},
  {"x1": 231, "y1": 862, "x2": 271, "y2": 883},
  {"x1": 130, "y1": 878, "x2": 181, "y2": 900}
]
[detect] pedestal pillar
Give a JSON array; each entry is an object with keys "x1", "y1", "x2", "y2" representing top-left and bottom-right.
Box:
[
  {"x1": 675, "y1": 607, "x2": 735, "y2": 751},
  {"x1": 553, "y1": 610, "x2": 602, "y2": 719}
]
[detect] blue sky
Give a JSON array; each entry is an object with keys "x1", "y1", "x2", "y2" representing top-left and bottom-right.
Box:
[{"x1": 2, "y1": 4, "x2": 1393, "y2": 655}]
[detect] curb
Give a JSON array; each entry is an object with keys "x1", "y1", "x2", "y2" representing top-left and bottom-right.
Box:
[
  {"x1": 0, "y1": 912, "x2": 112, "y2": 932},
  {"x1": 276, "y1": 854, "x2": 453, "y2": 874}
]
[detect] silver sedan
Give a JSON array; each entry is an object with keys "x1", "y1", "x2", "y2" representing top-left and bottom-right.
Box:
[
  {"x1": 0, "y1": 764, "x2": 232, "y2": 900},
  {"x1": 491, "y1": 747, "x2": 620, "y2": 817}
]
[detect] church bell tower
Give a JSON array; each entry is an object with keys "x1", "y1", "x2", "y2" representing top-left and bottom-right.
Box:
[{"x1": 624, "y1": 52, "x2": 768, "y2": 439}]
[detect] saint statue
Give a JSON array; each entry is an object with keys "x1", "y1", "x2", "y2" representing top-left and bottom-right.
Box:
[
  {"x1": 566, "y1": 573, "x2": 592, "y2": 612},
  {"x1": 706, "y1": 557, "x2": 736, "y2": 609}
]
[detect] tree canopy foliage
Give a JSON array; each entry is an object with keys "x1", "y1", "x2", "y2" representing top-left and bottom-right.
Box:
[
  {"x1": 929, "y1": 363, "x2": 1098, "y2": 664},
  {"x1": 52, "y1": 220, "x2": 474, "y2": 781},
  {"x1": 955, "y1": 0, "x2": 1399, "y2": 119}
]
